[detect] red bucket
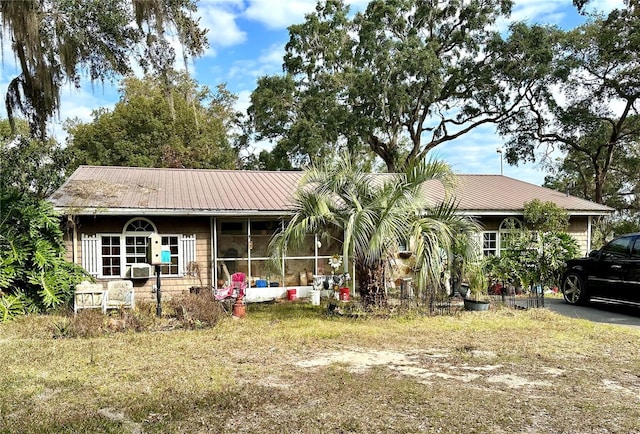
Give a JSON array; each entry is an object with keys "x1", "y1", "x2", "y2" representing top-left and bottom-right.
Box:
[
  {"x1": 287, "y1": 288, "x2": 297, "y2": 301},
  {"x1": 339, "y1": 287, "x2": 350, "y2": 302}
]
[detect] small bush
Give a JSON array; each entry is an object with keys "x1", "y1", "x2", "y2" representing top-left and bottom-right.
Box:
[
  {"x1": 69, "y1": 309, "x2": 106, "y2": 337},
  {"x1": 166, "y1": 291, "x2": 225, "y2": 329},
  {"x1": 51, "y1": 317, "x2": 73, "y2": 339}
]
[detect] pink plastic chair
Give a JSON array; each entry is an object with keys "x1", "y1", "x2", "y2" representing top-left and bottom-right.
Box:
[{"x1": 215, "y1": 272, "x2": 247, "y2": 302}]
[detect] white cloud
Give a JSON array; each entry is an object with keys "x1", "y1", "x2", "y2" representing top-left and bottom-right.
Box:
[
  {"x1": 244, "y1": 1, "x2": 319, "y2": 30},
  {"x1": 47, "y1": 83, "x2": 119, "y2": 143},
  {"x1": 243, "y1": 0, "x2": 371, "y2": 30},
  {"x1": 198, "y1": 3, "x2": 247, "y2": 53}
]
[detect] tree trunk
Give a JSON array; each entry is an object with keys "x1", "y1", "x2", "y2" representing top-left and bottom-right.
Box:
[
  {"x1": 594, "y1": 166, "x2": 605, "y2": 204},
  {"x1": 355, "y1": 262, "x2": 387, "y2": 307}
]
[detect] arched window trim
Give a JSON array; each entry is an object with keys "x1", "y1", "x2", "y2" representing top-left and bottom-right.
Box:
[
  {"x1": 498, "y1": 217, "x2": 522, "y2": 231},
  {"x1": 123, "y1": 217, "x2": 157, "y2": 234},
  {"x1": 498, "y1": 217, "x2": 523, "y2": 256}
]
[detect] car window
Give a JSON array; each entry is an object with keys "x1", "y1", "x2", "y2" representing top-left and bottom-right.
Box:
[
  {"x1": 631, "y1": 238, "x2": 640, "y2": 259},
  {"x1": 601, "y1": 236, "x2": 631, "y2": 259}
]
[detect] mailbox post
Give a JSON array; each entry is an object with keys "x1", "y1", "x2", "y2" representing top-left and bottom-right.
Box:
[{"x1": 148, "y1": 234, "x2": 171, "y2": 317}]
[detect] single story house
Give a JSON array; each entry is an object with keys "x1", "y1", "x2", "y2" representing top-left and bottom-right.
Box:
[{"x1": 48, "y1": 165, "x2": 613, "y2": 302}]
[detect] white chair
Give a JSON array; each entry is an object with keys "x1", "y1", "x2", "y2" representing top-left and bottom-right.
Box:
[
  {"x1": 103, "y1": 280, "x2": 135, "y2": 313},
  {"x1": 74, "y1": 281, "x2": 105, "y2": 314}
]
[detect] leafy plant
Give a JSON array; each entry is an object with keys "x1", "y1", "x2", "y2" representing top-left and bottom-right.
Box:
[
  {"x1": 0, "y1": 294, "x2": 26, "y2": 322},
  {"x1": 465, "y1": 262, "x2": 489, "y2": 301},
  {"x1": 0, "y1": 192, "x2": 90, "y2": 318},
  {"x1": 51, "y1": 318, "x2": 72, "y2": 339},
  {"x1": 498, "y1": 229, "x2": 579, "y2": 292}
]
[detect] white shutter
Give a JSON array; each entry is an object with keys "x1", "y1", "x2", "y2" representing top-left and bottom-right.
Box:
[
  {"x1": 81, "y1": 234, "x2": 99, "y2": 277},
  {"x1": 179, "y1": 234, "x2": 197, "y2": 276},
  {"x1": 473, "y1": 232, "x2": 483, "y2": 255}
]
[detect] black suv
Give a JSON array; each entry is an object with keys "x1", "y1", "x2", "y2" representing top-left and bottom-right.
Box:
[{"x1": 561, "y1": 233, "x2": 640, "y2": 306}]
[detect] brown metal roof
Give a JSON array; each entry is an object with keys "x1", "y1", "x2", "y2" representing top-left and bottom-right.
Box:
[
  {"x1": 48, "y1": 166, "x2": 613, "y2": 216},
  {"x1": 49, "y1": 166, "x2": 304, "y2": 215},
  {"x1": 452, "y1": 175, "x2": 612, "y2": 214}
]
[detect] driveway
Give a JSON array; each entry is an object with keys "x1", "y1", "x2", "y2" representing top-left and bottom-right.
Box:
[{"x1": 545, "y1": 297, "x2": 640, "y2": 329}]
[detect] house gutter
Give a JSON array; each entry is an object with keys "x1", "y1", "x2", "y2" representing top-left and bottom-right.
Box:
[
  {"x1": 52, "y1": 207, "x2": 292, "y2": 217},
  {"x1": 456, "y1": 210, "x2": 612, "y2": 217}
]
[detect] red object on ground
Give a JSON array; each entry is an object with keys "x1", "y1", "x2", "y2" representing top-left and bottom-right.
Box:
[
  {"x1": 339, "y1": 287, "x2": 350, "y2": 301},
  {"x1": 287, "y1": 288, "x2": 297, "y2": 301}
]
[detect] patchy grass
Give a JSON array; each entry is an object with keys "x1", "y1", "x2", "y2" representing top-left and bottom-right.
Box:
[{"x1": 1, "y1": 300, "x2": 639, "y2": 433}]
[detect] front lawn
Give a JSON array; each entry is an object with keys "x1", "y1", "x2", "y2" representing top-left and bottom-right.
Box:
[{"x1": 1, "y1": 301, "x2": 639, "y2": 433}]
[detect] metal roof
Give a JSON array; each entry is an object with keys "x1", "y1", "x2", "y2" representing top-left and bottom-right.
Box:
[
  {"x1": 48, "y1": 166, "x2": 613, "y2": 216},
  {"x1": 452, "y1": 174, "x2": 613, "y2": 214}
]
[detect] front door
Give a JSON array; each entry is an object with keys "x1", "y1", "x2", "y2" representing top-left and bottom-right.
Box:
[{"x1": 622, "y1": 236, "x2": 640, "y2": 304}]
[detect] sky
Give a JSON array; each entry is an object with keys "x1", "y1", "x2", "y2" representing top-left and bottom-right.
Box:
[{"x1": 0, "y1": 0, "x2": 624, "y2": 185}]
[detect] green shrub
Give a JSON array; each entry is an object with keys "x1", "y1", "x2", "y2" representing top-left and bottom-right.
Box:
[{"x1": 0, "y1": 293, "x2": 26, "y2": 322}]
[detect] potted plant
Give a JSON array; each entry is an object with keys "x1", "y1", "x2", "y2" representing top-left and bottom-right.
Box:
[{"x1": 463, "y1": 263, "x2": 490, "y2": 311}]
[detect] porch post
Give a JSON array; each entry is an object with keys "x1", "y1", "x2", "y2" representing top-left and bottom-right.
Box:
[
  {"x1": 212, "y1": 217, "x2": 217, "y2": 290},
  {"x1": 586, "y1": 215, "x2": 592, "y2": 254}
]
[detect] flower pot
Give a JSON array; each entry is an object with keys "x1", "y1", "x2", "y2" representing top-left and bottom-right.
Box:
[
  {"x1": 232, "y1": 301, "x2": 246, "y2": 318},
  {"x1": 464, "y1": 298, "x2": 490, "y2": 311},
  {"x1": 309, "y1": 289, "x2": 321, "y2": 306},
  {"x1": 457, "y1": 284, "x2": 470, "y2": 298}
]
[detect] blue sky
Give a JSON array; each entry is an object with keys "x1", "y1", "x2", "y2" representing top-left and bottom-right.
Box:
[{"x1": 0, "y1": 0, "x2": 623, "y2": 185}]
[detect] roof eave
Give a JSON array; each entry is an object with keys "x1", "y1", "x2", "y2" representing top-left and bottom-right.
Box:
[
  {"x1": 457, "y1": 210, "x2": 613, "y2": 217},
  {"x1": 52, "y1": 207, "x2": 293, "y2": 217}
]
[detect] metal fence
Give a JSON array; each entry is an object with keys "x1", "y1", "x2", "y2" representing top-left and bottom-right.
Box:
[{"x1": 489, "y1": 292, "x2": 545, "y2": 309}]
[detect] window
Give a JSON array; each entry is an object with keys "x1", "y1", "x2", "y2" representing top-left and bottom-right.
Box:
[
  {"x1": 101, "y1": 235, "x2": 121, "y2": 276},
  {"x1": 81, "y1": 218, "x2": 195, "y2": 279},
  {"x1": 601, "y1": 236, "x2": 631, "y2": 260},
  {"x1": 482, "y1": 232, "x2": 498, "y2": 256},
  {"x1": 125, "y1": 235, "x2": 149, "y2": 265},
  {"x1": 631, "y1": 238, "x2": 640, "y2": 259},
  {"x1": 123, "y1": 218, "x2": 155, "y2": 271},
  {"x1": 160, "y1": 235, "x2": 179, "y2": 275}
]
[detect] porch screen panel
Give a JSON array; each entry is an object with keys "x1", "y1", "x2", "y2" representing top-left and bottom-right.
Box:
[{"x1": 81, "y1": 234, "x2": 99, "y2": 276}]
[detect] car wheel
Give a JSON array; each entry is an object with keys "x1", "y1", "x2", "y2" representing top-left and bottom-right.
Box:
[{"x1": 562, "y1": 271, "x2": 588, "y2": 305}]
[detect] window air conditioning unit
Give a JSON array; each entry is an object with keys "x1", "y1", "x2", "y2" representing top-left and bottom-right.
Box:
[{"x1": 130, "y1": 264, "x2": 151, "y2": 279}]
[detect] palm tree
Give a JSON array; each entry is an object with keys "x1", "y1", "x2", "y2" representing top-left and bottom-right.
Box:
[{"x1": 270, "y1": 153, "x2": 479, "y2": 307}]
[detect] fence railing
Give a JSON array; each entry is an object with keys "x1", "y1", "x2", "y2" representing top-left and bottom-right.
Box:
[{"x1": 489, "y1": 293, "x2": 545, "y2": 309}]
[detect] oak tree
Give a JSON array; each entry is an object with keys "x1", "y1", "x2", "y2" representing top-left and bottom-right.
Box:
[
  {"x1": 1, "y1": 0, "x2": 207, "y2": 138},
  {"x1": 249, "y1": 0, "x2": 518, "y2": 171},
  {"x1": 66, "y1": 73, "x2": 239, "y2": 170},
  {"x1": 498, "y1": 8, "x2": 640, "y2": 205}
]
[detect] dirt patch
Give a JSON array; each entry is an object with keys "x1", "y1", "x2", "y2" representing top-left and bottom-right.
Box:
[
  {"x1": 98, "y1": 408, "x2": 143, "y2": 433},
  {"x1": 296, "y1": 348, "x2": 559, "y2": 389}
]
